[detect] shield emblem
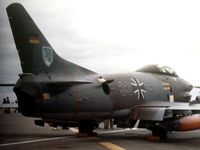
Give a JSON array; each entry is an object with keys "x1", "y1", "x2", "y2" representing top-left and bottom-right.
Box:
[{"x1": 42, "y1": 46, "x2": 53, "y2": 66}]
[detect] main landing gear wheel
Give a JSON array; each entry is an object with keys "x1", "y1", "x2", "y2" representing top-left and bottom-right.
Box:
[
  {"x1": 150, "y1": 126, "x2": 168, "y2": 140},
  {"x1": 78, "y1": 120, "x2": 97, "y2": 136}
]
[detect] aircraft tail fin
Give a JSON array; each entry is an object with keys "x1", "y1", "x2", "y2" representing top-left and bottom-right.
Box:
[{"x1": 6, "y1": 3, "x2": 96, "y2": 77}]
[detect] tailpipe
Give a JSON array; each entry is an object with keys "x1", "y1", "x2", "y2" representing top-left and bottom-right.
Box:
[{"x1": 13, "y1": 87, "x2": 36, "y2": 116}]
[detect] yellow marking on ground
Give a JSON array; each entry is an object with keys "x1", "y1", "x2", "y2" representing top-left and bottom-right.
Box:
[{"x1": 99, "y1": 142, "x2": 126, "y2": 150}]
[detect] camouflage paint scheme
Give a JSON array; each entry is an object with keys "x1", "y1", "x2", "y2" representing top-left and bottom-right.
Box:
[{"x1": 6, "y1": 3, "x2": 200, "y2": 139}]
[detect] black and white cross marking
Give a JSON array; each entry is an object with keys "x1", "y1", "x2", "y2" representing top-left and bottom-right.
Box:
[{"x1": 131, "y1": 78, "x2": 146, "y2": 99}]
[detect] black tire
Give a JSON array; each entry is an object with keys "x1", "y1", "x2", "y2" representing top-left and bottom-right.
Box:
[
  {"x1": 78, "y1": 120, "x2": 96, "y2": 134},
  {"x1": 151, "y1": 126, "x2": 167, "y2": 140}
]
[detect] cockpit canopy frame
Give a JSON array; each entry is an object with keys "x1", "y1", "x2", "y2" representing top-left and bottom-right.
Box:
[{"x1": 137, "y1": 64, "x2": 179, "y2": 77}]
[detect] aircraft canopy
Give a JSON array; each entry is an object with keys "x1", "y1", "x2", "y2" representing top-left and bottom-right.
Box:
[{"x1": 137, "y1": 64, "x2": 179, "y2": 77}]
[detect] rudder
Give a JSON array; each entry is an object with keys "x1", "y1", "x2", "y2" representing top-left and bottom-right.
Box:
[{"x1": 7, "y1": 3, "x2": 95, "y2": 77}]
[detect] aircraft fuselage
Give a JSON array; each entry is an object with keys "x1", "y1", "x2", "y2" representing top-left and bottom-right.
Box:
[{"x1": 14, "y1": 71, "x2": 192, "y2": 121}]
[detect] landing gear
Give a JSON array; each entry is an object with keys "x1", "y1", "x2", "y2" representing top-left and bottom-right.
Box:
[
  {"x1": 78, "y1": 120, "x2": 97, "y2": 136},
  {"x1": 150, "y1": 125, "x2": 168, "y2": 140}
]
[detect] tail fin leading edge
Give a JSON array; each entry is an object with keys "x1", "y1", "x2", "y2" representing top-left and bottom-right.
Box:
[{"x1": 6, "y1": 3, "x2": 96, "y2": 77}]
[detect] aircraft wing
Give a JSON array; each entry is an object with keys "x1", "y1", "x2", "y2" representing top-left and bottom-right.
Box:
[{"x1": 130, "y1": 101, "x2": 200, "y2": 121}]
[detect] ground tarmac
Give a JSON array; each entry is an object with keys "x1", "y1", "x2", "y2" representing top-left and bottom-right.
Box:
[{"x1": 0, "y1": 113, "x2": 200, "y2": 150}]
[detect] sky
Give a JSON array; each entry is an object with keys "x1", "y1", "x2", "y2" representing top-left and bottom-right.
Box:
[{"x1": 0, "y1": 0, "x2": 200, "y2": 102}]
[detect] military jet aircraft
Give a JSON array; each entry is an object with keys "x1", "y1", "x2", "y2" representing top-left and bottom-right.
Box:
[{"x1": 5, "y1": 3, "x2": 200, "y2": 139}]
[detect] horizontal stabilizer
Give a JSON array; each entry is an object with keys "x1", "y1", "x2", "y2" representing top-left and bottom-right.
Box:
[
  {"x1": 0, "y1": 83, "x2": 15, "y2": 86},
  {"x1": 0, "y1": 103, "x2": 18, "y2": 108}
]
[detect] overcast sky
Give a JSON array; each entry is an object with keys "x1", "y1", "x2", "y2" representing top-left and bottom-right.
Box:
[{"x1": 1, "y1": 0, "x2": 200, "y2": 101}]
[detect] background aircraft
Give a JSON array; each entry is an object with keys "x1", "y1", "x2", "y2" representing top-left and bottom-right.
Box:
[{"x1": 5, "y1": 3, "x2": 200, "y2": 139}]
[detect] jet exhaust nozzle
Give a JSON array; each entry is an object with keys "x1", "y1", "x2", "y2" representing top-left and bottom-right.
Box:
[{"x1": 13, "y1": 87, "x2": 36, "y2": 116}]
